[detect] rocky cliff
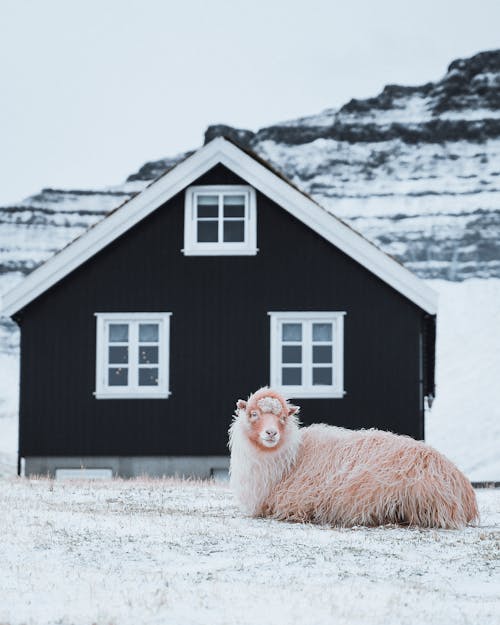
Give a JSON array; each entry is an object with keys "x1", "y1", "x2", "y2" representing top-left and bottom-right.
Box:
[{"x1": 201, "y1": 50, "x2": 500, "y2": 281}]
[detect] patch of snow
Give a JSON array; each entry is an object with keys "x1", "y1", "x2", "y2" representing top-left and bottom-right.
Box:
[
  {"x1": 278, "y1": 97, "x2": 500, "y2": 128},
  {"x1": 0, "y1": 351, "x2": 18, "y2": 477},
  {"x1": 426, "y1": 279, "x2": 500, "y2": 481},
  {"x1": 0, "y1": 352, "x2": 18, "y2": 418},
  {"x1": 339, "y1": 95, "x2": 433, "y2": 125},
  {"x1": 19, "y1": 189, "x2": 132, "y2": 212},
  {"x1": 440, "y1": 108, "x2": 500, "y2": 121},
  {"x1": 257, "y1": 137, "x2": 500, "y2": 214}
]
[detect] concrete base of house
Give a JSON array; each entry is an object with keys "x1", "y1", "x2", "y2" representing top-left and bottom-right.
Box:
[{"x1": 22, "y1": 456, "x2": 230, "y2": 479}]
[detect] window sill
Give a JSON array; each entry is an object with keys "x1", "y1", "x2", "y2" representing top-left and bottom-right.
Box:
[
  {"x1": 182, "y1": 247, "x2": 258, "y2": 256},
  {"x1": 94, "y1": 391, "x2": 171, "y2": 400}
]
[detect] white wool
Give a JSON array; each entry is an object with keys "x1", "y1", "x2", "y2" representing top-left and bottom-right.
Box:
[
  {"x1": 229, "y1": 386, "x2": 478, "y2": 528},
  {"x1": 257, "y1": 396, "x2": 283, "y2": 415},
  {"x1": 228, "y1": 411, "x2": 301, "y2": 516}
]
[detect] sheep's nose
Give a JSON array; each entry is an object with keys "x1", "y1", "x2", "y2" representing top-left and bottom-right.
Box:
[{"x1": 266, "y1": 428, "x2": 277, "y2": 438}]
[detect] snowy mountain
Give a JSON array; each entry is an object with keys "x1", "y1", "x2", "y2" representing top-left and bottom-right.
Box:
[{"x1": 201, "y1": 50, "x2": 500, "y2": 282}]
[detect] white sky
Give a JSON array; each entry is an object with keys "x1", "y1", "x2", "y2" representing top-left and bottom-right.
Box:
[{"x1": 0, "y1": 0, "x2": 499, "y2": 205}]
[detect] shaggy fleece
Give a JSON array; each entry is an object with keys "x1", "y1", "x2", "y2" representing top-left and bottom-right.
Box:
[{"x1": 229, "y1": 389, "x2": 479, "y2": 529}]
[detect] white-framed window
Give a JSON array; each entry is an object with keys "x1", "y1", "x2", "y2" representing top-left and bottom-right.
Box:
[
  {"x1": 183, "y1": 185, "x2": 257, "y2": 255},
  {"x1": 268, "y1": 312, "x2": 345, "y2": 398},
  {"x1": 94, "y1": 313, "x2": 171, "y2": 399}
]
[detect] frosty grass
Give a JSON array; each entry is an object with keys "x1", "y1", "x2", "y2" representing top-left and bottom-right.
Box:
[{"x1": 0, "y1": 477, "x2": 498, "y2": 625}]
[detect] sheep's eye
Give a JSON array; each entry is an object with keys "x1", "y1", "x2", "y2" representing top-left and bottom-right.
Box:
[{"x1": 249, "y1": 411, "x2": 259, "y2": 421}]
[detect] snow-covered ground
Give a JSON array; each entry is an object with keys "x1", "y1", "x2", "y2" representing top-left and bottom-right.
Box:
[{"x1": 0, "y1": 477, "x2": 498, "y2": 625}]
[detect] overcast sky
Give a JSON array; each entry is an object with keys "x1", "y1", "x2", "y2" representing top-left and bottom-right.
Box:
[{"x1": 0, "y1": 0, "x2": 499, "y2": 205}]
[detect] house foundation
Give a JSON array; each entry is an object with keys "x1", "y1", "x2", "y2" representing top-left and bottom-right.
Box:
[{"x1": 23, "y1": 456, "x2": 229, "y2": 479}]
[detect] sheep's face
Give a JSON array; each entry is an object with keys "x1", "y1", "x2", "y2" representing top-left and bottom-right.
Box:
[{"x1": 236, "y1": 392, "x2": 299, "y2": 452}]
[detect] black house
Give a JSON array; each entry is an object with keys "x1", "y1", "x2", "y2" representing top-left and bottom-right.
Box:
[{"x1": 2, "y1": 138, "x2": 437, "y2": 478}]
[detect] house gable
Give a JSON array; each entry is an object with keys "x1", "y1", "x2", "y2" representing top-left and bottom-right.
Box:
[{"x1": 1, "y1": 137, "x2": 437, "y2": 316}]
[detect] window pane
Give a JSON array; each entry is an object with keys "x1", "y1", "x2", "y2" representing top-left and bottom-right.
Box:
[
  {"x1": 282, "y1": 323, "x2": 302, "y2": 342},
  {"x1": 139, "y1": 345, "x2": 159, "y2": 364},
  {"x1": 223, "y1": 220, "x2": 245, "y2": 242},
  {"x1": 139, "y1": 323, "x2": 159, "y2": 342},
  {"x1": 109, "y1": 324, "x2": 128, "y2": 342},
  {"x1": 282, "y1": 345, "x2": 302, "y2": 363},
  {"x1": 223, "y1": 195, "x2": 245, "y2": 218},
  {"x1": 282, "y1": 367, "x2": 302, "y2": 385},
  {"x1": 198, "y1": 194, "x2": 218, "y2": 204},
  {"x1": 313, "y1": 323, "x2": 332, "y2": 342},
  {"x1": 224, "y1": 194, "x2": 245, "y2": 206},
  {"x1": 108, "y1": 367, "x2": 128, "y2": 386},
  {"x1": 197, "y1": 220, "x2": 218, "y2": 242},
  {"x1": 109, "y1": 346, "x2": 128, "y2": 364},
  {"x1": 139, "y1": 368, "x2": 159, "y2": 386},
  {"x1": 313, "y1": 345, "x2": 332, "y2": 363},
  {"x1": 313, "y1": 367, "x2": 332, "y2": 385},
  {"x1": 197, "y1": 195, "x2": 218, "y2": 218}
]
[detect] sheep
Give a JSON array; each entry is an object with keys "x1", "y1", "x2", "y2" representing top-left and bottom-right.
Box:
[{"x1": 228, "y1": 387, "x2": 479, "y2": 528}]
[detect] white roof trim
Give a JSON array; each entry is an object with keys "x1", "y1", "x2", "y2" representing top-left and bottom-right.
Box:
[{"x1": 1, "y1": 137, "x2": 438, "y2": 316}]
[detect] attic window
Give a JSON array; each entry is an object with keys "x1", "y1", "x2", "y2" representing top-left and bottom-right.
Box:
[
  {"x1": 268, "y1": 312, "x2": 346, "y2": 398},
  {"x1": 183, "y1": 185, "x2": 257, "y2": 255}
]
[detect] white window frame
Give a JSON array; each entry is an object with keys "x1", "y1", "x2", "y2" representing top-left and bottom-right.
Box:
[
  {"x1": 94, "y1": 312, "x2": 171, "y2": 399},
  {"x1": 268, "y1": 311, "x2": 346, "y2": 398},
  {"x1": 183, "y1": 185, "x2": 257, "y2": 255}
]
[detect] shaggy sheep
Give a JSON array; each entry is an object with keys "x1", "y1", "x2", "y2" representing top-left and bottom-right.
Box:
[{"x1": 229, "y1": 387, "x2": 479, "y2": 528}]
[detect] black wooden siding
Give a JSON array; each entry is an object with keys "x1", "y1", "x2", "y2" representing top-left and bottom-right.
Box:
[{"x1": 17, "y1": 164, "x2": 427, "y2": 458}]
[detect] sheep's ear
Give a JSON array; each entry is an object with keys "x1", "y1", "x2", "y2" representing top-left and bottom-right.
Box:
[
  {"x1": 236, "y1": 399, "x2": 247, "y2": 411},
  {"x1": 287, "y1": 404, "x2": 300, "y2": 416}
]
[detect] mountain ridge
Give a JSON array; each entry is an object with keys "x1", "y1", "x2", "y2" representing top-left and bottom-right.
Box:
[{"x1": 202, "y1": 50, "x2": 500, "y2": 148}]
